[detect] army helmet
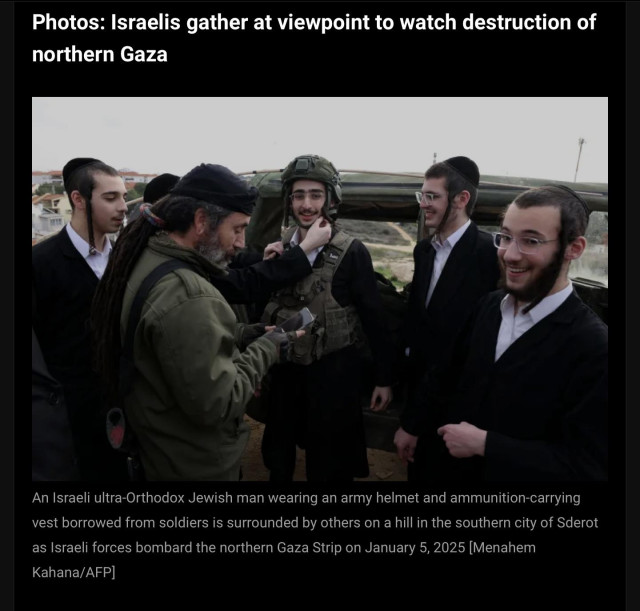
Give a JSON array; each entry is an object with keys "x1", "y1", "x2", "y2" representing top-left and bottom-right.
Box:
[{"x1": 281, "y1": 154, "x2": 342, "y2": 223}]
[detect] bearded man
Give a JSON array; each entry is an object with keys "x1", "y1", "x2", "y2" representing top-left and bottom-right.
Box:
[
  {"x1": 91, "y1": 163, "x2": 296, "y2": 480},
  {"x1": 394, "y1": 185, "x2": 608, "y2": 481}
]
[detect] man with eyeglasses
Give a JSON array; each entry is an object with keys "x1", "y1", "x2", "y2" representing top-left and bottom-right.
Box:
[
  {"x1": 395, "y1": 185, "x2": 607, "y2": 481},
  {"x1": 395, "y1": 156, "x2": 500, "y2": 480},
  {"x1": 259, "y1": 154, "x2": 395, "y2": 481}
]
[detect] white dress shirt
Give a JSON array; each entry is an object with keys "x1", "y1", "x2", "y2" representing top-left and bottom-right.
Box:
[
  {"x1": 425, "y1": 219, "x2": 471, "y2": 307},
  {"x1": 495, "y1": 282, "x2": 573, "y2": 361},
  {"x1": 66, "y1": 223, "x2": 111, "y2": 279},
  {"x1": 289, "y1": 227, "x2": 323, "y2": 266}
]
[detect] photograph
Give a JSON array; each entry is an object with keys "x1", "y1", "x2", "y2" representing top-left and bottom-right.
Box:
[{"x1": 31, "y1": 96, "x2": 609, "y2": 485}]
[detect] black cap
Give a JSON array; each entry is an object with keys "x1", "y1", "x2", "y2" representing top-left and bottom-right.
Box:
[
  {"x1": 443, "y1": 156, "x2": 480, "y2": 187},
  {"x1": 143, "y1": 173, "x2": 180, "y2": 203},
  {"x1": 171, "y1": 163, "x2": 257, "y2": 214},
  {"x1": 62, "y1": 157, "x2": 101, "y2": 190},
  {"x1": 546, "y1": 183, "x2": 591, "y2": 216}
]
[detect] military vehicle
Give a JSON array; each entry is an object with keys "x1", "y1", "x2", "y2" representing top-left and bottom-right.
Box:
[{"x1": 238, "y1": 168, "x2": 608, "y2": 452}]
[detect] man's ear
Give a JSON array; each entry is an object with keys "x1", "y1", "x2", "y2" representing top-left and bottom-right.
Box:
[
  {"x1": 70, "y1": 190, "x2": 86, "y2": 211},
  {"x1": 194, "y1": 208, "x2": 208, "y2": 236},
  {"x1": 565, "y1": 236, "x2": 587, "y2": 260},
  {"x1": 454, "y1": 190, "x2": 470, "y2": 210}
]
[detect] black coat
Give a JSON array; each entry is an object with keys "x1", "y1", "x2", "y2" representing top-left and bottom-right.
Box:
[
  {"x1": 32, "y1": 228, "x2": 128, "y2": 480},
  {"x1": 411, "y1": 290, "x2": 608, "y2": 482},
  {"x1": 261, "y1": 238, "x2": 395, "y2": 481},
  {"x1": 221, "y1": 245, "x2": 312, "y2": 305},
  {"x1": 32, "y1": 326, "x2": 79, "y2": 481},
  {"x1": 402, "y1": 222, "x2": 500, "y2": 428}
]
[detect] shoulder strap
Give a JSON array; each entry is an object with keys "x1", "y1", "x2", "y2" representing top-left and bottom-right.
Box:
[
  {"x1": 118, "y1": 259, "x2": 194, "y2": 397},
  {"x1": 320, "y1": 231, "x2": 354, "y2": 282},
  {"x1": 282, "y1": 225, "x2": 298, "y2": 248}
]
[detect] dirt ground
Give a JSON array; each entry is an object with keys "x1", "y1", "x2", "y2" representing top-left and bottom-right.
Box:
[{"x1": 241, "y1": 416, "x2": 408, "y2": 482}]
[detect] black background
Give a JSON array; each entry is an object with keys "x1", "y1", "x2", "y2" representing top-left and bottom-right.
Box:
[{"x1": 11, "y1": 1, "x2": 631, "y2": 608}]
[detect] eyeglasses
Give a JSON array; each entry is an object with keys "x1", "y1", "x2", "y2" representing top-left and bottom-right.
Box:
[
  {"x1": 492, "y1": 232, "x2": 558, "y2": 255},
  {"x1": 290, "y1": 190, "x2": 326, "y2": 203},
  {"x1": 415, "y1": 191, "x2": 443, "y2": 204}
]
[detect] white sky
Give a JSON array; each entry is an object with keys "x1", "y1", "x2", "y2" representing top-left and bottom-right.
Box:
[{"x1": 32, "y1": 97, "x2": 608, "y2": 184}]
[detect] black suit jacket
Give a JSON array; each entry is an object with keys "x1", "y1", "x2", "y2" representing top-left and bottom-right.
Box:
[
  {"x1": 32, "y1": 326, "x2": 79, "y2": 481},
  {"x1": 222, "y1": 245, "x2": 312, "y2": 304},
  {"x1": 402, "y1": 222, "x2": 499, "y2": 429},
  {"x1": 32, "y1": 228, "x2": 128, "y2": 480},
  {"x1": 413, "y1": 290, "x2": 608, "y2": 482}
]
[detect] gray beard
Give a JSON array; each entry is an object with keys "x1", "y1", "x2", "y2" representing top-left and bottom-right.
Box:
[{"x1": 196, "y1": 230, "x2": 230, "y2": 268}]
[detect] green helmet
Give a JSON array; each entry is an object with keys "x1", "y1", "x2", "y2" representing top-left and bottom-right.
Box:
[{"x1": 281, "y1": 154, "x2": 342, "y2": 223}]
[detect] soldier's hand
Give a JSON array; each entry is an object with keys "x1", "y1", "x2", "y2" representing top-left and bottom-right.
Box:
[
  {"x1": 263, "y1": 241, "x2": 284, "y2": 260},
  {"x1": 263, "y1": 329, "x2": 305, "y2": 362},
  {"x1": 299, "y1": 217, "x2": 332, "y2": 254},
  {"x1": 236, "y1": 322, "x2": 269, "y2": 350}
]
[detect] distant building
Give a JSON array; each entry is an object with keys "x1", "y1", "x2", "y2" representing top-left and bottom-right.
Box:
[
  {"x1": 119, "y1": 170, "x2": 157, "y2": 184},
  {"x1": 32, "y1": 193, "x2": 72, "y2": 222},
  {"x1": 32, "y1": 203, "x2": 65, "y2": 240},
  {"x1": 32, "y1": 169, "x2": 157, "y2": 187},
  {"x1": 31, "y1": 170, "x2": 63, "y2": 186}
]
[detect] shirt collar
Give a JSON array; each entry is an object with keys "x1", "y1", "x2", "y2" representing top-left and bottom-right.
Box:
[
  {"x1": 66, "y1": 223, "x2": 111, "y2": 259},
  {"x1": 433, "y1": 219, "x2": 471, "y2": 250},
  {"x1": 289, "y1": 227, "x2": 302, "y2": 247},
  {"x1": 500, "y1": 281, "x2": 573, "y2": 324}
]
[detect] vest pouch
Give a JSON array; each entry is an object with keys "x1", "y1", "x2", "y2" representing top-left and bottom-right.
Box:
[
  {"x1": 323, "y1": 305, "x2": 356, "y2": 356},
  {"x1": 290, "y1": 324, "x2": 324, "y2": 365}
]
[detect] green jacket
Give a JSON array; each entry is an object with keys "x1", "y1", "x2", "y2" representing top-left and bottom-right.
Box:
[{"x1": 120, "y1": 234, "x2": 278, "y2": 480}]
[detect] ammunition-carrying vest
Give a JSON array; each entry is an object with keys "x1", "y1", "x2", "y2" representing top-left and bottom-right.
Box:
[{"x1": 261, "y1": 228, "x2": 362, "y2": 365}]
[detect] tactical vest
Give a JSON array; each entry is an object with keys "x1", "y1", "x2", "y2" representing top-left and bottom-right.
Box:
[{"x1": 261, "y1": 228, "x2": 362, "y2": 365}]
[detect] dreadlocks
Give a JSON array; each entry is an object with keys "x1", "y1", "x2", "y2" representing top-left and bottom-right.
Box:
[{"x1": 90, "y1": 194, "x2": 232, "y2": 403}]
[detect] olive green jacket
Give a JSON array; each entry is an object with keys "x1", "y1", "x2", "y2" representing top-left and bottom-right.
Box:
[{"x1": 120, "y1": 234, "x2": 278, "y2": 480}]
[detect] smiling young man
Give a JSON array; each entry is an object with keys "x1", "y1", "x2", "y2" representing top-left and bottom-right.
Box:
[
  {"x1": 32, "y1": 158, "x2": 129, "y2": 480},
  {"x1": 259, "y1": 154, "x2": 395, "y2": 482},
  {"x1": 395, "y1": 156, "x2": 500, "y2": 480},
  {"x1": 395, "y1": 185, "x2": 608, "y2": 481}
]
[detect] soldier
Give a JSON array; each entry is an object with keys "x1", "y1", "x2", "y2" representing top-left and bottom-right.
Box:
[
  {"x1": 127, "y1": 169, "x2": 332, "y2": 307},
  {"x1": 91, "y1": 163, "x2": 299, "y2": 480},
  {"x1": 259, "y1": 154, "x2": 395, "y2": 481}
]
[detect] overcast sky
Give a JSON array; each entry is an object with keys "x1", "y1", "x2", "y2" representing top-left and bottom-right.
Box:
[{"x1": 32, "y1": 97, "x2": 607, "y2": 184}]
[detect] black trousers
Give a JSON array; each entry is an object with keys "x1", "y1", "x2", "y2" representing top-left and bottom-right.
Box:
[{"x1": 261, "y1": 345, "x2": 369, "y2": 482}]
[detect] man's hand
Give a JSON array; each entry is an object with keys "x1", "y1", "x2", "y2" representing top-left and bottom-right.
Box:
[
  {"x1": 299, "y1": 217, "x2": 332, "y2": 254},
  {"x1": 393, "y1": 427, "x2": 418, "y2": 465},
  {"x1": 236, "y1": 322, "x2": 269, "y2": 350},
  {"x1": 263, "y1": 241, "x2": 284, "y2": 260},
  {"x1": 437, "y1": 421, "x2": 487, "y2": 458},
  {"x1": 262, "y1": 329, "x2": 305, "y2": 363},
  {"x1": 369, "y1": 386, "x2": 392, "y2": 412}
]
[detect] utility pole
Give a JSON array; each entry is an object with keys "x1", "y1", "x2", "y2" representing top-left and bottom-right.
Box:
[
  {"x1": 574, "y1": 137, "x2": 586, "y2": 182},
  {"x1": 433, "y1": 152, "x2": 437, "y2": 165}
]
